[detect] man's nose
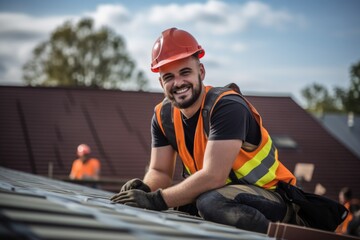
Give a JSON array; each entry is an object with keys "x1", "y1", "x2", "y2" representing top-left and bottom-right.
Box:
[{"x1": 173, "y1": 76, "x2": 184, "y2": 87}]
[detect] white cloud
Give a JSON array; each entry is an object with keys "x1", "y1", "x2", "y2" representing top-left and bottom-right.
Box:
[
  {"x1": 0, "y1": 13, "x2": 67, "y2": 34},
  {"x1": 144, "y1": 0, "x2": 302, "y2": 34},
  {"x1": 230, "y1": 43, "x2": 248, "y2": 53},
  {"x1": 0, "y1": 0, "x2": 305, "y2": 90},
  {"x1": 148, "y1": 1, "x2": 227, "y2": 25},
  {"x1": 86, "y1": 4, "x2": 131, "y2": 29},
  {"x1": 241, "y1": 1, "x2": 293, "y2": 28},
  {"x1": 83, "y1": 1, "x2": 302, "y2": 36},
  {"x1": 0, "y1": 13, "x2": 72, "y2": 85}
]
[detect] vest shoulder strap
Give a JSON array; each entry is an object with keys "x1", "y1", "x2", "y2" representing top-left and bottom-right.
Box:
[
  {"x1": 202, "y1": 83, "x2": 243, "y2": 136},
  {"x1": 160, "y1": 98, "x2": 178, "y2": 151}
]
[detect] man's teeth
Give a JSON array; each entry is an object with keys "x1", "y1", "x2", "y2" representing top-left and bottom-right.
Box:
[{"x1": 175, "y1": 87, "x2": 189, "y2": 94}]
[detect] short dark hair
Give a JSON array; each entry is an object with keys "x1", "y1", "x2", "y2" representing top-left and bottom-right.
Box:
[{"x1": 192, "y1": 52, "x2": 200, "y2": 59}]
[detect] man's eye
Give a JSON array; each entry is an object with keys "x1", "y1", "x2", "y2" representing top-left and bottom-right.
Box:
[
  {"x1": 181, "y1": 71, "x2": 191, "y2": 76},
  {"x1": 163, "y1": 76, "x2": 173, "y2": 83}
]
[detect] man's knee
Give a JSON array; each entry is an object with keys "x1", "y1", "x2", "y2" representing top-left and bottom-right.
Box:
[{"x1": 196, "y1": 190, "x2": 222, "y2": 218}]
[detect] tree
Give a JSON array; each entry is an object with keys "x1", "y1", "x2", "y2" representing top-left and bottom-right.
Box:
[
  {"x1": 23, "y1": 18, "x2": 148, "y2": 90},
  {"x1": 343, "y1": 61, "x2": 360, "y2": 113},
  {"x1": 301, "y1": 83, "x2": 340, "y2": 114},
  {"x1": 301, "y1": 61, "x2": 360, "y2": 114}
]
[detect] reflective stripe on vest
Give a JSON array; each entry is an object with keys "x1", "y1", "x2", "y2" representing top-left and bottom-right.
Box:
[
  {"x1": 234, "y1": 137, "x2": 279, "y2": 187},
  {"x1": 155, "y1": 86, "x2": 296, "y2": 189}
]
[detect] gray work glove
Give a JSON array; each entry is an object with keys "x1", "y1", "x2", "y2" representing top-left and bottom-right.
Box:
[
  {"x1": 120, "y1": 178, "x2": 151, "y2": 193},
  {"x1": 110, "y1": 189, "x2": 168, "y2": 211}
]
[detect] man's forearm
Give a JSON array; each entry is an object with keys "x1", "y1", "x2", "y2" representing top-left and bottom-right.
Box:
[
  {"x1": 143, "y1": 168, "x2": 172, "y2": 191},
  {"x1": 161, "y1": 170, "x2": 225, "y2": 208}
]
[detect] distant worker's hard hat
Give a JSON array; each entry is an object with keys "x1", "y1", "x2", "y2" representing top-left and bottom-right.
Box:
[
  {"x1": 77, "y1": 144, "x2": 91, "y2": 157},
  {"x1": 151, "y1": 27, "x2": 205, "y2": 73}
]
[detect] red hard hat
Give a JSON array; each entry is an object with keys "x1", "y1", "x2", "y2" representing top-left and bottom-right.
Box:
[
  {"x1": 151, "y1": 28, "x2": 205, "y2": 73},
  {"x1": 77, "y1": 144, "x2": 91, "y2": 157}
]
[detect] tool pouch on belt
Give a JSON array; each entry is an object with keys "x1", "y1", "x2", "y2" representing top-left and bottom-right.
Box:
[{"x1": 275, "y1": 181, "x2": 348, "y2": 231}]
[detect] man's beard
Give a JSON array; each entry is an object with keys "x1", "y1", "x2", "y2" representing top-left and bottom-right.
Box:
[{"x1": 167, "y1": 75, "x2": 202, "y2": 109}]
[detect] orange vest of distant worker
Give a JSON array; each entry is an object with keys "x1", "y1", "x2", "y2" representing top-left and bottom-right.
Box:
[
  {"x1": 70, "y1": 158, "x2": 100, "y2": 180},
  {"x1": 336, "y1": 201, "x2": 353, "y2": 234},
  {"x1": 155, "y1": 86, "x2": 296, "y2": 189}
]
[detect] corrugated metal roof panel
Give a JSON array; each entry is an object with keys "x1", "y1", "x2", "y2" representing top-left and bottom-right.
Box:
[{"x1": 0, "y1": 166, "x2": 271, "y2": 240}]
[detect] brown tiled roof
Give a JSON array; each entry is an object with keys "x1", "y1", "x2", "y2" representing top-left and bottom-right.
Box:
[
  {"x1": 0, "y1": 86, "x2": 164, "y2": 180},
  {"x1": 0, "y1": 86, "x2": 359, "y2": 201}
]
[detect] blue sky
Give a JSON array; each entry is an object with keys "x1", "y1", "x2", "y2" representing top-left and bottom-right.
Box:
[{"x1": 0, "y1": 0, "x2": 359, "y2": 106}]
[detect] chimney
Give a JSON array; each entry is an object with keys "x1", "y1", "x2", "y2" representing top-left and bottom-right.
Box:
[{"x1": 348, "y1": 112, "x2": 354, "y2": 128}]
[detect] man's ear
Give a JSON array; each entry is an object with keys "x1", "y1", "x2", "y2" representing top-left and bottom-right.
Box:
[
  {"x1": 199, "y1": 63, "x2": 206, "y2": 81},
  {"x1": 158, "y1": 77, "x2": 164, "y2": 89}
]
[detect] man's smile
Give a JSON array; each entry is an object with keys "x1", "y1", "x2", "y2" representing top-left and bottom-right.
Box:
[{"x1": 173, "y1": 86, "x2": 191, "y2": 95}]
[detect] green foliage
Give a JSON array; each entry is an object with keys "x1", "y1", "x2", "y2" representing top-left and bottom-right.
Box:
[
  {"x1": 301, "y1": 61, "x2": 360, "y2": 114},
  {"x1": 23, "y1": 18, "x2": 148, "y2": 90},
  {"x1": 301, "y1": 83, "x2": 340, "y2": 113},
  {"x1": 344, "y1": 61, "x2": 360, "y2": 113}
]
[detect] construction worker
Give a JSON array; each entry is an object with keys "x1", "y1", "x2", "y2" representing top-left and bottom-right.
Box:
[
  {"x1": 111, "y1": 28, "x2": 296, "y2": 233},
  {"x1": 69, "y1": 144, "x2": 100, "y2": 180},
  {"x1": 337, "y1": 187, "x2": 355, "y2": 234}
]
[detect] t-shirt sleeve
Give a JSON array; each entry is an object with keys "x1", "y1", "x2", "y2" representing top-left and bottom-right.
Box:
[
  {"x1": 151, "y1": 112, "x2": 170, "y2": 147},
  {"x1": 208, "y1": 95, "x2": 261, "y2": 145}
]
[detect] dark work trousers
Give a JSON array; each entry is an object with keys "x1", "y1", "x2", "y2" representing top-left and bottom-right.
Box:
[{"x1": 196, "y1": 184, "x2": 290, "y2": 234}]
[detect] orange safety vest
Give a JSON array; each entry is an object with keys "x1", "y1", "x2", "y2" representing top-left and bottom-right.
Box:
[
  {"x1": 155, "y1": 85, "x2": 296, "y2": 189},
  {"x1": 336, "y1": 201, "x2": 353, "y2": 234},
  {"x1": 70, "y1": 158, "x2": 100, "y2": 180}
]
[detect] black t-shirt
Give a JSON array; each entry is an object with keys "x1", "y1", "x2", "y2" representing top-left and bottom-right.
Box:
[{"x1": 151, "y1": 94, "x2": 261, "y2": 157}]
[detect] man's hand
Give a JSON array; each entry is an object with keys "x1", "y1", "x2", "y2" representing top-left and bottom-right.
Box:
[
  {"x1": 110, "y1": 189, "x2": 168, "y2": 211},
  {"x1": 120, "y1": 178, "x2": 151, "y2": 192}
]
